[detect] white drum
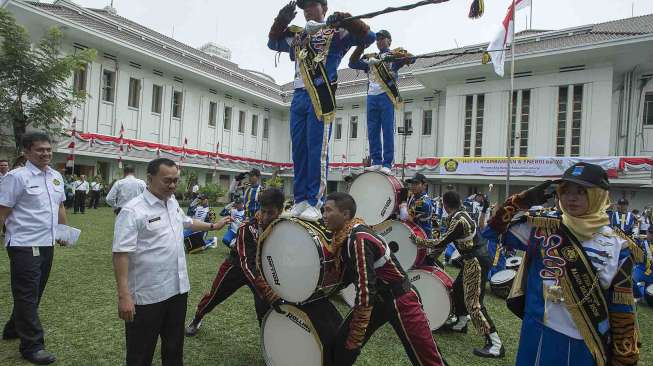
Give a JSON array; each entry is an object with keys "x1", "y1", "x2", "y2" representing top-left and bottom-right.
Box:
[
  {"x1": 373, "y1": 220, "x2": 427, "y2": 270},
  {"x1": 506, "y1": 256, "x2": 523, "y2": 270},
  {"x1": 348, "y1": 171, "x2": 404, "y2": 226},
  {"x1": 490, "y1": 269, "x2": 517, "y2": 299},
  {"x1": 340, "y1": 284, "x2": 356, "y2": 308},
  {"x1": 646, "y1": 284, "x2": 653, "y2": 307},
  {"x1": 407, "y1": 267, "x2": 454, "y2": 331}
]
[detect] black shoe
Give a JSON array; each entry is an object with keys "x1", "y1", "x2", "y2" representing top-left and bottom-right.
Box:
[
  {"x1": 185, "y1": 319, "x2": 202, "y2": 337},
  {"x1": 2, "y1": 329, "x2": 18, "y2": 340},
  {"x1": 473, "y1": 340, "x2": 505, "y2": 358},
  {"x1": 23, "y1": 350, "x2": 56, "y2": 365}
]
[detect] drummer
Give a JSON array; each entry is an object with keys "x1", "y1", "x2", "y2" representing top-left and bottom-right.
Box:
[
  {"x1": 482, "y1": 163, "x2": 641, "y2": 365},
  {"x1": 634, "y1": 226, "x2": 653, "y2": 303},
  {"x1": 410, "y1": 191, "x2": 504, "y2": 358},
  {"x1": 400, "y1": 173, "x2": 436, "y2": 265},
  {"x1": 323, "y1": 192, "x2": 446, "y2": 366}
]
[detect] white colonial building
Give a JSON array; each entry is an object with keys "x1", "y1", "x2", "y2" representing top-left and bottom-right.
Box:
[{"x1": 3, "y1": 0, "x2": 653, "y2": 207}]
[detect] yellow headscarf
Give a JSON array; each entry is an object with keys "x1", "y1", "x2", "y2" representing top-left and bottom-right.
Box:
[{"x1": 557, "y1": 186, "x2": 610, "y2": 242}]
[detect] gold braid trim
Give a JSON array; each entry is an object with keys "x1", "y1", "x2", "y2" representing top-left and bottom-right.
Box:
[
  {"x1": 525, "y1": 214, "x2": 561, "y2": 237},
  {"x1": 333, "y1": 217, "x2": 366, "y2": 272},
  {"x1": 371, "y1": 63, "x2": 402, "y2": 109},
  {"x1": 346, "y1": 305, "x2": 373, "y2": 349},
  {"x1": 254, "y1": 275, "x2": 280, "y2": 304},
  {"x1": 613, "y1": 228, "x2": 645, "y2": 263},
  {"x1": 462, "y1": 258, "x2": 492, "y2": 335},
  {"x1": 609, "y1": 312, "x2": 640, "y2": 366}
]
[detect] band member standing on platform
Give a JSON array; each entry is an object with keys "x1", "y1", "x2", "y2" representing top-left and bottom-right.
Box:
[
  {"x1": 411, "y1": 190, "x2": 504, "y2": 358},
  {"x1": 268, "y1": 0, "x2": 375, "y2": 221},
  {"x1": 349, "y1": 30, "x2": 414, "y2": 175},
  {"x1": 324, "y1": 192, "x2": 445, "y2": 366},
  {"x1": 482, "y1": 163, "x2": 641, "y2": 365}
]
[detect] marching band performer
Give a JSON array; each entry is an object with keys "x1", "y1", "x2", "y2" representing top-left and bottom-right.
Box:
[
  {"x1": 400, "y1": 173, "x2": 434, "y2": 242},
  {"x1": 411, "y1": 191, "x2": 503, "y2": 358},
  {"x1": 323, "y1": 192, "x2": 446, "y2": 366},
  {"x1": 349, "y1": 29, "x2": 415, "y2": 175},
  {"x1": 268, "y1": 0, "x2": 375, "y2": 221},
  {"x1": 634, "y1": 226, "x2": 653, "y2": 303},
  {"x1": 483, "y1": 163, "x2": 641, "y2": 365},
  {"x1": 610, "y1": 198, "x2": 637, "y2": 237}
]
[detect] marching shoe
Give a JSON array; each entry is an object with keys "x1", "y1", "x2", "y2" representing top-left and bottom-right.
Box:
[
  {"x1": 23, "y1": 350, "x2": 56, "y2": 365},
  {"x1": 289, "y1": 201, "x2": 309, "y2": 217},
  {"x1": 379, "y1": 166, "x2": 393, "y2": 175},
  {"x1": 299, "y1": 205, "x2": 322, "y2": 222},
  {"x1": 473, "y1": 332, "x2": 505, "y2": 358},
  {"x1": 449, "y1": 315, "x2": 469, "y2": 333},
  {"x1": 364, "y1": 165, "x2": 381, "y2": 172},
  {"x1": 185, "y1": 318, "x2": 202, "y2": 337}
]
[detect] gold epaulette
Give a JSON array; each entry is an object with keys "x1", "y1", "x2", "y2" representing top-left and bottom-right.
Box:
[
  {"x1": 525, "y1": 211, "x2": 561, "y2": 236},
  {"x1": 613, "y1": 227, "x2": 645, "y2": 263},
  {"x1": 288, "y1": 25, "x2": 304, "y2": 34}
]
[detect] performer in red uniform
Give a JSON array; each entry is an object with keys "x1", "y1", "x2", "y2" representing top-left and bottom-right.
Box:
[{"x1": 323, "y1": 192, "x2": 446, "y2": 366}]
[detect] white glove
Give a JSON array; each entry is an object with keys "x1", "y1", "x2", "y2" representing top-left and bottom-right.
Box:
[
  {"x1": 367, "y1": 57, "x2": 381, "y2": 66},
  {"x1": 399, "y1": 203, "x2": 409, "y2": 221}
]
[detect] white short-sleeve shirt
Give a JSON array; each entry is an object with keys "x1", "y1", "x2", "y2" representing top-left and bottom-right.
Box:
[
  {"x1": 112, "y1": 190, "x2": 193, "y2": 305},
  {"x1": 0, "y1": 161, "x2": 66, "y2": 247},
  {"x1": 105, "y1": 175, "x2": 146, "y2": 209}
]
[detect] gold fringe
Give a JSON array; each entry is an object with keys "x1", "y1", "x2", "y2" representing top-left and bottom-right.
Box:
[
  {"x1": 526, "y1": 214, "x2": 561, "y2": 236},
  {"x1": 612, "y1": 289, "x2": 635, "y2": 306}
]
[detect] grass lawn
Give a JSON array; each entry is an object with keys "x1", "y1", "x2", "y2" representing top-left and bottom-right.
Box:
[{"x1": 0, "y1": 207, "x2": 651, "y2": 365}]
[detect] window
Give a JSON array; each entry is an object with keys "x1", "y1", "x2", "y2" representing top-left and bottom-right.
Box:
[
  {"x1": 151, "y1": 85, "x2": 163, "y2": 114},
  {"x1": 251, "y1": 115, "x2": 259, "y2": 136},
  {"x1": 172, "y1": 91, "x2": 183, "y2": 118},
  {"x1": 555, "y1": 85, "x2": 584, "y2": 156},
  {"x1": 102, "y1": 70, "x2": 115, "y2": 103},
  {"x1": 335, "y1": 118, "x2": 343, "y2": 140},
  {"x1": 422, "y1": 110, "x2": 433, "y2": 136},
  {"x1": 263, "y1": 118, "x2": 270, "y2": 138},
  {"x1": 208, "y1": 101, "x2": 217, "y2": 127},
  {"x1": 205, "y1": 173, "x2": 214, "y2": 184},
  {"x1": 73, "y1": 66, "x2": 86, "y2": 93},
  {"x1": 404, "y1": 112, "x2": 413, "y2": 131},
  {"x1": 463, "y1": 94, "x2": 485, "y2": 157},
  {"x1": 350, "y1": 116, "x2": 358, "y2": 139},
  {"x1": 238, "y1": 111, "x2": 246, "y2": 133},
  {"x1": 510, "y1": 90, "x2": 530, "y2": 157},
  {"x1": 644, "y1": 92, "x2": 653, "y2": 126},
  {"x1": 223, "y1": 106, "x2": 232, "y2": 130},
  {"x1": 128, "y1": 78, "x2": 141, "y2": 109}
]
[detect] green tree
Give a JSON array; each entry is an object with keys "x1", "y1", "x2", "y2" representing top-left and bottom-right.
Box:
[{"x1": 0, "y1": 8, "x2": 96, "y2": 152}]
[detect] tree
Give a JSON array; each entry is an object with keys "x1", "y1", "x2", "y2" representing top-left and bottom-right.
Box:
[{"x1": 0, "y1": 8, "x2": 96, "y2": 152}]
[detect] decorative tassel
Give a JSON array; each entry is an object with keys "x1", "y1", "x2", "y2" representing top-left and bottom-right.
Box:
[{"x1": 469, "y1": 0, "x2": 484, "y2": 19}]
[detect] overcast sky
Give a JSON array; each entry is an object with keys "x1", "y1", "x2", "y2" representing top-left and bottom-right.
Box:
[{"x1": 67, "y1": 0, "x2": 653, "y2": 84}]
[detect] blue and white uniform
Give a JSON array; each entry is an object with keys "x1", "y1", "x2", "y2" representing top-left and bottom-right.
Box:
[
  {"x1": 633, "y1": 238, "x2": 653, "y2": 300},
  {"x1": 407, "y1": 192, "x2": 433, "y2": 238},
  {"x1": 610, "y1": 211, "x2": 636, "y2": 236},
  {"x1": 243, "y1": 184, "x2": 261, "y2": 219},
  {"x1": 268, "y1": 26, "x2": 374, "y2": 206},
  {"x1": 221, "y1": 207, "x2": 246, "y2": 248}
]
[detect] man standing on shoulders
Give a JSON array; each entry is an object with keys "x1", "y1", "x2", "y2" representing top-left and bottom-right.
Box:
[
  {"x1": 0, "y1": 132, "x2": 68, "y2": 365},
  {"x1": 112, "y1": 158, "x2": 230, "y2": 366},
  {"x1": 0, "y1": 159, "x2": 9, "y2": 183},
  {"x1": 349, "y1": 30, "x2": 414, "y2": 175},
  {"x1": 268, "y1": 0, "x2": 375, "y2": 221},
  {"x1": 72, "y1": 175, "x2": 89, "y2": 214},
  {"x1": 106, "y1": 166, "x2": 146, "y2": 215}
]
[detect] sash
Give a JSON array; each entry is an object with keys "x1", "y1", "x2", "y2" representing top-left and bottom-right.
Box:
[
  {"x1": 371, "y1": 61, "x2": 402, "y2": 108},
  {"x1": 293, "y1": 27, "x2": 338, "y2": 123}
]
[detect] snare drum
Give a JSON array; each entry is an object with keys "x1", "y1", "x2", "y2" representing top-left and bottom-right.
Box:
[
  {"x1": 407, "y1": 266, "x2": 454, "y2": 330},
  {"x1": 646, "y1": 284, "x2": 653, "y2": 307},
  {"x1": 373, "y1": 220, "x2": 427, "y2": 270},
  {"x1": 258, "y1": 218, "x2": 341, "y2": 304},
  {"x1": 261, "y1": 300, "x2": 343, "y2": 366},
  {"x1": 183, "y1": 230, "x2": 207, "y2": 254},
  {"x1": 490, "y1": 269, "x2": 517, "y2": 299},
  {"x1": 348, "y1": 171, "x2": 403, "y2": 226},
  {"x1": 505, "y1": 256, "x2": 523, "y2": 270}
]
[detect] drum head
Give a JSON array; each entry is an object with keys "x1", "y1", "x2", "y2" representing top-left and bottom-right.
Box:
[
  {"x1": 491, "y1": 269, "x2": 517, "y2": 285},
  {"x1": 407, "y1": 268, "x2": 452, "y2": 330},
  {"x1": 349, "y1": 172, "x2": 398, "y2": 226},
  {"x1": 647, "y1": 284, "x2": 653, "y2": 296},
  {"x1": 260, "y1": 220, "x2": 320, "y2": 303},
  {"x1": 340, "y1": 284, "x2": 356, "y2": 308},
  {"x1": 261, "y1": 304, "x2": 323, "y2": 366},
  {"x1": 374, "y1": 221, "x2": 420, "y2": 270},
  {"x1": 506, "y1": 256, "x2": 522, "y2": 269}
]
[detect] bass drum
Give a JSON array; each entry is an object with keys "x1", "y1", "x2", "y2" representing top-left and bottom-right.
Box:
[
  {"x1": 373, "y1": 220, "x2": 427, "y2": 270},
  {"x1": 261, "y1": 300, "x2": 343, "y2": 366},
  {"x1": 490, "y1": 269, "x2": 517, "y2": 299},
  {"x1": 348, "y1": 172, "x2": 404, "y2": 226},
  {"x1": 258, "y1": 218, "x2": 341, "y2": 304},
  {"x1": 646, "y1": 284, "x2": 653, "y2": 307},
  {"x1": 407, "y1": 266, "x2": 454, "y2": 331}
]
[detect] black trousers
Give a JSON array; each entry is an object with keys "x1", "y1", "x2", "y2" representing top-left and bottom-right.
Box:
[
  {"x1": 125, "y1": 293, "x2": 188, "y2": 366},
  {"x1": 74, "y1": 191, "x2": 87, "y2": 213},
  {"x1": 89, "y1": 191, "x2": 101, "y2": 209},
  {"x1": 4, "y1": 246, "x2": 54, "y2": 356},
  {"x1": 452, "y1": 254, "x2": 496, "y2": 334}
]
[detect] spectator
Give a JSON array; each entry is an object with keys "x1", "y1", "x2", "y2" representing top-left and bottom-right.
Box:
[
  {"x1": 89, "y1": 176, "x2": 103, "y2": 209},
  {"x1": 73, "y1": 175, "x2": 89, "y2": 214},
  {"x1": 106, "y1": 166, "x2": 146, "y2": 215}
]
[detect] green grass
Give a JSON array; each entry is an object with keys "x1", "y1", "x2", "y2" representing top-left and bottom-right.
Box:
[{"x1": 0, "y1": 207, "x2": 651, "y2": 365}]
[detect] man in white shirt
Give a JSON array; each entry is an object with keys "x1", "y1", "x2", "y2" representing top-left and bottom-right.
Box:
[
  {"x1": 0, "y1": 159, "x2": 9, "y2": 183},
  {"x1": 72, "y1": 175, "x2": 89, "y2": 214},
  {"x1": 0, "y1": 132, "x2": 67, "y2": 365},
  {"x1": 105, "y1": 166, "x2": 146, "y2": 215},
  {"x1": 112, "y1": 158, "x2": 230, "y2": 366},
  {"x1": 89, "y1": 176, "x2": 103, "y2": 209}
]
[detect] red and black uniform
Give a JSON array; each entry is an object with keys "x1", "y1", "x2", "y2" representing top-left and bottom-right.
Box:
[
  {"x1": 191, "y1": 219, "x2": 273, "y2": 325},
  {"x1": 334, "y1": 222, "x2": 445, "y2": 366}
]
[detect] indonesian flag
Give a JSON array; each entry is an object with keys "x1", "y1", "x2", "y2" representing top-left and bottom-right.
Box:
[
  {"x1": 66, "y1": 117, "x2": 77, "y2": 168},
  {"x1": 214, "y1": 143, "x2": 220, "y2": 171},
  {"x1": 118, "y1": 123, "x2": 125, "y2": 168},
  {"x1": 482, "y1": 0, "x2": 531, "y2": 77}
]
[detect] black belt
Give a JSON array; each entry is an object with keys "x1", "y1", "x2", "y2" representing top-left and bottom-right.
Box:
[{"x1": 379, "y1": 279, "x2": 411, "y2": 300}]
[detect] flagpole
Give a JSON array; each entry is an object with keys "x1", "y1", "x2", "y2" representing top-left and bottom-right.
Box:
[{"x1": 505, "y1": 0, "x2": 517, "y2": 200}]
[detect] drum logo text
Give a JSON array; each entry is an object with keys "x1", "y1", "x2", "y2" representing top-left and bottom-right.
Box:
[
  {"x1": 266, "y1": 256, "x2": 281, "y2": 285},
  {"x1": 286, "y1": 313, "x2": 311, "y2": 334},
  {"x1": 380, "y1": 198, "x2": 392, "y2": 218},
  {"x1": 380, "y1": 226, "x2": 393, "y2": 236},
  {"x1": 410, "y1": 274, "x2": 421, "y2": 282}
]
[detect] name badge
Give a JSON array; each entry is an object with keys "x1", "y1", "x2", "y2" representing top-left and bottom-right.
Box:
[
  {"x1": 148, "y1": 217, "x2": 161, "y2": 224},
  {"x1": 32, "y1": 247, "x2": 40, "y2": 256}
]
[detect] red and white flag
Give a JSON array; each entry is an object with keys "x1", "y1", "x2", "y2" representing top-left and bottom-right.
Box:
[
  {"x1": 483, "y1": 0, "x2": 531, "y2": 77},
  {"x1": 118, "y1": 123, "x2": 125, "y2": 169},
  {"x1": 66, "y1": 117, "x2": 77, "y2": 168},
  {"x1": 214, "y1": 143, "x2": 220, "y2": 171}
]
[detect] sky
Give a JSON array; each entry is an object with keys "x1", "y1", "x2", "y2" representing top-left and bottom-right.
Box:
[{"x1": 65, "y1": 0, "x2": 653, "y2": 84}]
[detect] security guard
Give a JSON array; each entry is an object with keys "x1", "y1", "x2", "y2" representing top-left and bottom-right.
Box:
[
  {"x1": 105, "y1": 166, "x2": 146, "y2": 215},
  {"x1": 0, "y1": 132, "x2": 67, "y2": 365},
  {"x1": 112, "y1": 158, "x2": 230, "y2": 366}
]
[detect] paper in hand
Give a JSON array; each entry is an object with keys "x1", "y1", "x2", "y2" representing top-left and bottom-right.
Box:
[{"x1": 56, "y1": 224, "x2": 81, "y2": 246}]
